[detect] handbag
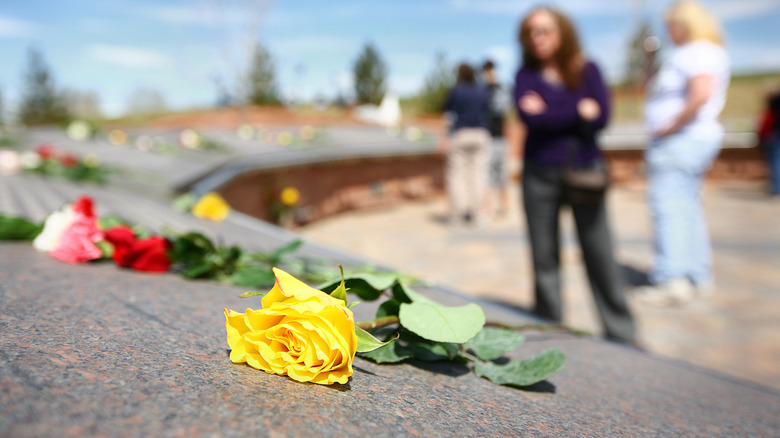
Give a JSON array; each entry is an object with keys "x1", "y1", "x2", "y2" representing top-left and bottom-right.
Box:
[{"x1": 561, "y1": 129, "x2": 610, "y2": 204}]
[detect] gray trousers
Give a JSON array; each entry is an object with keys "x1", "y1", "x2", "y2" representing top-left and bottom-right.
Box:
[{"x1": 522, "y1": 164, "x2": 635, "y2": 343}]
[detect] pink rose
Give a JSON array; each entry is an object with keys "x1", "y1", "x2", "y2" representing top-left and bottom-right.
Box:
[{"x1": 49, "y1": 212, "x2": 103, "y2": 264}]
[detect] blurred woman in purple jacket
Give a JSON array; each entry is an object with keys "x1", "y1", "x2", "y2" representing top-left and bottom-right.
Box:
[{"x1": 514, "y1": 7, "x2": 634, "y2": 343}]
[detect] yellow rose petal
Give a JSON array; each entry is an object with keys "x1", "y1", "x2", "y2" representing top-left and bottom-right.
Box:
[
  {"x1": 225, "y1": 268, "x2": 356, "y2": 385},
  {"x1": 192, "y1": 192, "x2": 230, "y2": 222}
]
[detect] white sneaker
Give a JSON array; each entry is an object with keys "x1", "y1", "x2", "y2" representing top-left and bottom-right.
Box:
[{"x1": 636, "y1": 278, "x2": 695, "y2": 306}]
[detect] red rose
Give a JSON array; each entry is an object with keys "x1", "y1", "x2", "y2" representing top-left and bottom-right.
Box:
[
  {"x1": 72, "y1": 196, "x2": 96, "y2": 218},
  {"x1": 104, "y1": 226, "x2": 171, "y2": 273},
  {"x1": 35, "y1": 143, "x2": 56, "y2": 159},
  {"x1": 60, "y1": 153, "x2": 78, "y2": 168}
]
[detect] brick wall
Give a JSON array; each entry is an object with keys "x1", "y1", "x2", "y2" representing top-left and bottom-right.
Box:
[{"x1": 218, "y1": 153, "x2": 446, "y2": 227}]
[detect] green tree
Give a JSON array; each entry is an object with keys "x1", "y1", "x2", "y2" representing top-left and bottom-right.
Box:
[
  {"x1": 18, "y1": 47, "x2": 70, "y2": 126},
  {"x1": 353, "y1": 42, "x2": 388, "y2": 105},
  {"x1": 246, "y1": 43, "x2": 280, "y2": 105},
  {"x1": 418, "y1": 52, "x2": 455, "y2": 113},
  {"x1": 624, "y1": 21, "x2": 659, "y2": 89},
  {"x1": 0, "y1": 87, "x2": 4, "y2": 126}
]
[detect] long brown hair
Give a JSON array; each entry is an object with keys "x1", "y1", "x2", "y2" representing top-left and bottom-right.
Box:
[{"x1": 519, "y1": 7, "x2": 585, "y2": 89}]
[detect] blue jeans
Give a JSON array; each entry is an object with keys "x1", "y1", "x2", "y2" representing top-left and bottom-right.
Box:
[
  {"x1": 768, "y1": 134, "x2": 780, "y2": 195},
  {"x1": 645, "y1": 132, "x2": 721, "y2": 286}
]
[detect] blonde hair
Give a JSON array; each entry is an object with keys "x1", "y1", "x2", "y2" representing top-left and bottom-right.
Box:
[{"x1": 666, "y1": 1, "x2": 724, "y2": 46}]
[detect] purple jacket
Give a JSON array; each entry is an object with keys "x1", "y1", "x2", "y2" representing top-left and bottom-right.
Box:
[{"x1": 513, "y1": 61, "x2": 609, "y2": 166}]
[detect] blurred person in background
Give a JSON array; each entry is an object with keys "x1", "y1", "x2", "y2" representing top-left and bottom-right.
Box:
[
  {"x1": 514, "y1": 7, "x2": 635, "y2": 343},
  {"x1": 639, "y1": 0, "x2": 730, "y2": 305},
  {"x1": 441, "y1": 63, "x2": 491, "y2": 226},
  {"x1": 758, "y1": 90, "x2": 780, "y2": 196},
  {"x1": 482, "y1": 60, "x2": 512, "y2": 218}
]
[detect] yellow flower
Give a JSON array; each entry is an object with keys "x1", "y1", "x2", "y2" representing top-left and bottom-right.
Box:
[
  {"x1": 225, "y1": 267, "x2": 357, "y2": 385},
  {"x1": 280, "y1": 187, "x2": 300, "y2": 207},
  {"x1": 108, "y1": 129, "x2": 128, "y2": 146},
  {"x1": 277, "y1": 131, "x2": 293, "y2": 146},
  {"x1": 83, "y1": 153, "x2": 101, "y2": 168},
  {"x1": 192, "y1": 192, "x2": 230, "y2": 222}
]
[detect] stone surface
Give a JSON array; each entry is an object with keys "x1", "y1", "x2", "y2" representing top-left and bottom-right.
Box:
[
  {"x1": 2, "y1": 244, "x2": 779, "y2": 437},
  {"x1": 2, "y1": 125, "x2": 778, "y2": 436},
  {"x1": 1, "y1": 171, "x2": 780, "y2": 436}
]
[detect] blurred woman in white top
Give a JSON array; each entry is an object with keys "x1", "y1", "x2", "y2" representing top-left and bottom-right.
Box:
[{"x1": 639, "y1": 1, "x2": 729, "y2": 305}]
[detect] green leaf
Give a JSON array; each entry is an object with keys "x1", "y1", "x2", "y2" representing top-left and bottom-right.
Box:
[
  {"x1": 230, "y1": 266, "x2": 276, "y2": 288},
  {"x1": 269, "y1": 239, "x2": 303, "y2": 262},
  {"x1": 329, "y1": 265, "x2": 348, "y2": 303},
  {"x1": 359, "y1": 339, "x2": 412, "y2": 364},
  {"x1": 391, "y1": 281, "x2": 414, "y2": 303},
  {"x1": 464, "y1": 327, "x2": 525, "y2": 361},
  {"x1": 217, "y1": 245, "x2": 243, "y2": 273},
  {"x1": 355, "y1": 327, "x2": 393, "y2": 353},
  {"x1": 391, "y1": 281, "x2": 434, "y2": 304},
  {"x1": 181, "y1": 263, "x2": 214, "y2": 279},
  {"x1": 376, "y1": 299, "x2": 401, "y2": 318},
  {"x1": 319, "y1": 273, "x2": 397, "y2": 301},
  {"x1": 172, "y1": 192, "x2": 195, "y2": 212},
  {"x1": 408, "y1": 341, "x2": 459, "y2": 362},
  {"x1": 473, "y1": 348, "x2": 567, "y2": 387},
  {"x1": 0, "y1": 215, "x2": 43, "y2": 241},
  {"x1": 97, "y1": 214, "x2": 129, "y2": 231},
  {"x1": 95, "y1": 240, "x2": 114, "y2": 259},
  {"x1": 170, "y1": 232, "x2": 214, "y2": 264},
  {"x1": 239, "y1": 290, "x2": 267, "y2": 299},
  {"x1": 399, "y1": 301, "x2": 485, "y2": 344}
]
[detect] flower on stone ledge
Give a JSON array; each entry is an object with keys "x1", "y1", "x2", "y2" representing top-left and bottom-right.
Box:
[
  {"x1": 34, "y1": 196, "x2": 103, "y2": 264},
  {"x1": 225, "y1": 267, "x2": 357, "y2": 385},
  {"x1": 104, "y1": 226, "x2": 172, "y2": 273},
  {"x1": 191, "y1": 192, "x2": 230, "y2": 222},
  {"x1": 60, "y1": 153, "x2": 78, "y2": 168},
  {"x1": 280, "y1": 187, "x2": 300, "y2": 207},
  {"x1": 35, "y1": 143, "x2": 56, "y2": 160}
]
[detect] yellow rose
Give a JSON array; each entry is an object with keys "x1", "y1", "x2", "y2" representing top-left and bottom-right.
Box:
[
  {"x1": 225, "y1": 267, "x2": 357, "y2": 385},
  {"x1": 192, "y1": 192, "x2": 230, "y2": 222},
  {"x1": 280, "y1": 187, "x2": 300, "y2": 207}
]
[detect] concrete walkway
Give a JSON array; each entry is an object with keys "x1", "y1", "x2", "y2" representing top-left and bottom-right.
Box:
[{"x1": 299, "y1": 180, "x2": 780, "y2": 391}]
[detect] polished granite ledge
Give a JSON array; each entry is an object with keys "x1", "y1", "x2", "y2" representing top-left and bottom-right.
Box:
[{"x1": 1, "y1": 172, "x2": 779, "y2": 437}]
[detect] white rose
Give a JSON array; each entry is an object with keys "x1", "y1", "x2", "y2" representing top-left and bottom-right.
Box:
[
  {"x1": 19, "y1": 152, "x2": 42, "y2": 169},
  {"x1": 0, "y1": 150, "x2": 21, "y2": 175},
  {"x1": 33, "y1": 206, "x2": 76, "y2": 252}
]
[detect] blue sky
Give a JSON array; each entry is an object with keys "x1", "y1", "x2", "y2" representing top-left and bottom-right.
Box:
[{"x1": 1, "y1": 0, "x2": 779, "y2": 117}]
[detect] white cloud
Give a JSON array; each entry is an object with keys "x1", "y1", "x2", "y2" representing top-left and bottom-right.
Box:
[
  {"x1": 709, "y1": 0, "x2": 780, "y2": 21},
  {"x1": 137, "y1": 2, "x2": 269, "y2": 28},
  {"x1": 0, "y1": 14, "x2": 39, "y2": 38},
  {"x1": 89, "y1": 44, "x2": 172, "y2": 69}
]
